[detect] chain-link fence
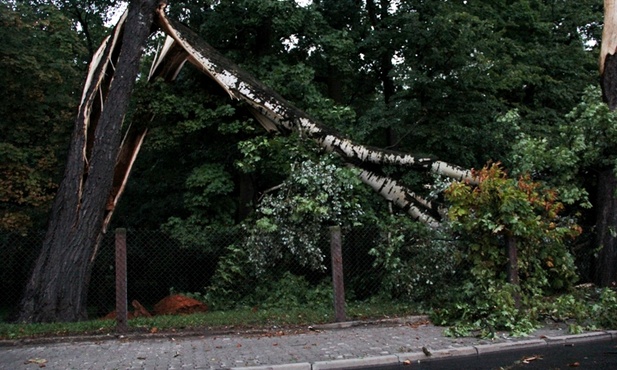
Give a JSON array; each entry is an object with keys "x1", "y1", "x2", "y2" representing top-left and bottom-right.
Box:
[{"x1": 3, "y1": 225, "x2": 453, "y2": 321}]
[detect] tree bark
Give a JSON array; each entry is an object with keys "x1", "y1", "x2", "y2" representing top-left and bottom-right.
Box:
[
  {"x1": 593, "y1": 169, "x2": 617, "y2": 287},
  {"x1": 602, "y1": 0, "x2": 617, "y2": 109},
  {"x1": 355, "y1": 167, "x2": 442, "y2": 227},
  {"x1": 17, "y1": 0, "x2": 159, "y2": 323},
  {"x1": 596, "y1": 0, "x2": 617, "y2": 287}
]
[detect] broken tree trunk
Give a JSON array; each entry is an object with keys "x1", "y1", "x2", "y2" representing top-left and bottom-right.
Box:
[
  {"x1": 17, "y1": 0, "x2": 160, "y2": 323},
  {"x1": 151, "y1": 10, "x2": 472, "y2": 180},
  {"x1": 602, "y1": 0, "x2": 617, "y2": 110},
  {"x1": 149, "y1": 6, "x2": 475, "y2": 225},
  {"x1": 595, "y1": 0, "x2": 617, "y2": 287}
]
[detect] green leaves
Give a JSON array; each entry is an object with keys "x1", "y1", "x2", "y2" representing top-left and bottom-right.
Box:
[
  {"x1": 0, "y1": 2, "x2": 85, "y2": 232},
  {"x1": 244, "y1": 153, "x2": 367, "y2": 271},
  {"x1": 368, "y1": 214, "x2": 459, "y2": 303},
  {"x1": 509, "y1": 86, "x2": 617, "y2": 210},
  {"x1": 437, "y1": 163, "x2": 581, "y2": 335},
  {"x1": 184, "y1": 163, "x2": 234, "y2": 208}
]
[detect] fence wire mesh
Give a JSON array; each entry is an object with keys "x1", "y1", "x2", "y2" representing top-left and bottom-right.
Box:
[{"x1": 1, "y1": 226, "x2": 460, "y2": 320}]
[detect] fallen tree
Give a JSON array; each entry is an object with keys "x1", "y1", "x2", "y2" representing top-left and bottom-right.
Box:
[
  {"x1": 18, "y1": 2, "x2": 474, "y2": 322},
  {"x1": 149, "y1": 7, "x2": 475, "y2": 227}
]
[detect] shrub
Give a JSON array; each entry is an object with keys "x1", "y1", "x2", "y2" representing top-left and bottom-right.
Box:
[{"x1": 433, "y1": 163, "x2": 581, "y2": 336}]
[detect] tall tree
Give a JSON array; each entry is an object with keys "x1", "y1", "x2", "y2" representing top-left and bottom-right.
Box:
[
  {"x1": 388, "y1": 0, "x2": 599, "y2": 168},
  {"x1": 0, "y1": 2, "x2": 84, "y2": 233},
  {"x1": 597, "y1": 0, "x2": 617, "y2": 286},
  {"x1": 17, "y1": 0, "x2": 159, "y2": 323}
]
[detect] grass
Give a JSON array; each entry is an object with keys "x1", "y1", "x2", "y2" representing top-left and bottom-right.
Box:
[{"x1": 0, "y1": 301, "x2": 418, "y2": 340}]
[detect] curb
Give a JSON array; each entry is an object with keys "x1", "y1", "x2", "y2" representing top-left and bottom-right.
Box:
[
  {"x1": 313, "y1": 355, "x2": 399, "y2": 370},
  {"x1": 310, "y1": 315, "x2": 430, "y2": 330},
  {"x1": 233, "y1": 364, "x2": 313, "y2": 370},
  {"x1": 230, "y1": 331, "x2": 616, "y2": 370}
]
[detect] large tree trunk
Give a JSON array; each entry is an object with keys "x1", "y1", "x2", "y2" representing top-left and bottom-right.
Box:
[
  {"x1": 17, "y1": 0, "x2": 159, "y2": 323},
  {"x1": 596, "y1": 0, "x2": 617, "y2": 287},
  {"x1": 593, "y1": 169, "x2": 617, "y2": 286}
]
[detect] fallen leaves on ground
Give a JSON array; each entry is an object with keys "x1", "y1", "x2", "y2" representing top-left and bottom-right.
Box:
[
  {"x1": 24, "y1": 358, "x2": 47, "y2": 367},
  {"x1": 407, "y1": 319, "x2": 431, "y2": 329},
  {"x1": 522, "y1": 355, "x2": 542, "y2": 364}
]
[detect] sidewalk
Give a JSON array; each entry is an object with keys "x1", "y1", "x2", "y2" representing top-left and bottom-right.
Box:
[{"x1": 1, "y1": 316, "x2": 615, "y2": 370}]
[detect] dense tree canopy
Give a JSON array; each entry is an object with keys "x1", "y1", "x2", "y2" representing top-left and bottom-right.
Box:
[
  {"x1": 0, "y1": 2, "x2": 85, "y2": 233},
  {"x1": 116, "y1": 0, "x2": 601, "y2": 238},
  {"x1": 5, "y1": 0, "x2": 614, "y2": 324}
]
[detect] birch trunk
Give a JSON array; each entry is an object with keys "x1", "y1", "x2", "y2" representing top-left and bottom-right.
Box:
[
  {"x1": 149, "y1": 7, "x2": 475, "y2": 226},
  {"x1": 151, "y1": 9, "x2": 474, "y2": 183}
]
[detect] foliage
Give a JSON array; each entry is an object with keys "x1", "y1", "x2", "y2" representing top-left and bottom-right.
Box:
[
  {"x1": 507, "y1": 86, "x2": 617, "y2": 282},
  {"x1": 592, "y1": 288, "x2": 617, "y2": 329},
  {"x1": 368, "y1": 214, "x2": 458, "y2": 304},
  {"x1": 253, "y1": 272, "x2": 333, "y2": 310},
  {"x1": 434, "y1": 163, "x2": 581, "y2": 336},
  {"x1": 0, "y1": 2, "x2": 85, "y2": 232},
  {"x1": 199, "y1": 239, "x2": 334, "y2": 311},
  {"x1": 40, "y1": 0, "x2": 123, "y2": 60},
  {"x1": 244, "y1": 152, "x2": 368, "y2": 271},
  {"x1": 536, "y1": 287, "x2": 617, "y2": 333},
  {"x1": 436, "y1": 282, "x2": 539, "y2": 338},
  {"x1": 201, "y1": 243, "x2": 259, "y2": 310},
  {"x1": 509, "y1": 86, "x2": 617, "y2": 207},
  {"x1": 385, "y1": 0, "x2": 599, "y2": 167},
  {"x1": 447, "y1": 163, "x2": 580, "y2": 290}
]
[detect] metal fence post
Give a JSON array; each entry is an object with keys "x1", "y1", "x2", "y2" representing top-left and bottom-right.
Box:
[
  {"x1": 330, "y1": 225, "x2": 346, "y2": 322},
  {"x1": 115, "y1": 228, "x2": 128, "y2": 332}
]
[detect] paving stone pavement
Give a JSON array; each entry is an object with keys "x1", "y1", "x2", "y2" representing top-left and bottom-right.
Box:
[{"x1": 0, "y1": 316, "x2": 612, "y2": 370}]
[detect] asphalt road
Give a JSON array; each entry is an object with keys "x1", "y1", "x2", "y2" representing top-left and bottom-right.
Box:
[{"x1": 359, "y1": 339, "x2": 617, "y2": 370}]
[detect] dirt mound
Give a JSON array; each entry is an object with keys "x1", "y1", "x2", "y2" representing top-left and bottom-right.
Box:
[{"x1": 153, "y1": 294, "x2": 208, "y2": 316}]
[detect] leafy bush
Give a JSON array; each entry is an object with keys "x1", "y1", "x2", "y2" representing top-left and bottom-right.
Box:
[
  {"x1": 244, "y1": 153, "x2": 367, "y2": 271},
  {"x1": 202, "y1": 244, "x2": 259, "y2": 310},
  {"x1": 368, "y1": 214, "x2": 458, "y2": 304},
  {"x1": 201, "y1": 244, "x2": 333, "y2": 311},
  {"x1": 531, "y1": 287, "x2": 617, "y2": 333},
  {"x1": 256, "y1": 272, "x2": 333, "y2": 310},
  {"x1": 593, "y1": 288, "x2": 617, "y2": 329},
  {"x1": 433, "y1": 163, "x2": 581, "y2": 336}
]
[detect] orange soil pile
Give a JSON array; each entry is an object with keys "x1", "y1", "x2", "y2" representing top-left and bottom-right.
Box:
[
  {"x1": 153, "y1": 294, "x2": 208, "y2": 315},
  {"x1": 102, "y1": 294, "x2": 207, "y2": 319}
]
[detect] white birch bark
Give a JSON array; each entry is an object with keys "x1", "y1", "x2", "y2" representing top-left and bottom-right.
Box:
[
  {"x1": 601, "y1": 0, "x2": 617, "y2": 75},
  {"x1": 146, "y1": 6, "x2": 481, "y2": 226},
  {"x1": 152, "y1": 8, "x2": 476, "y2": 184},
  {"x1": 355, "y1": 168, "x2": 442, "y2": 228}
]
